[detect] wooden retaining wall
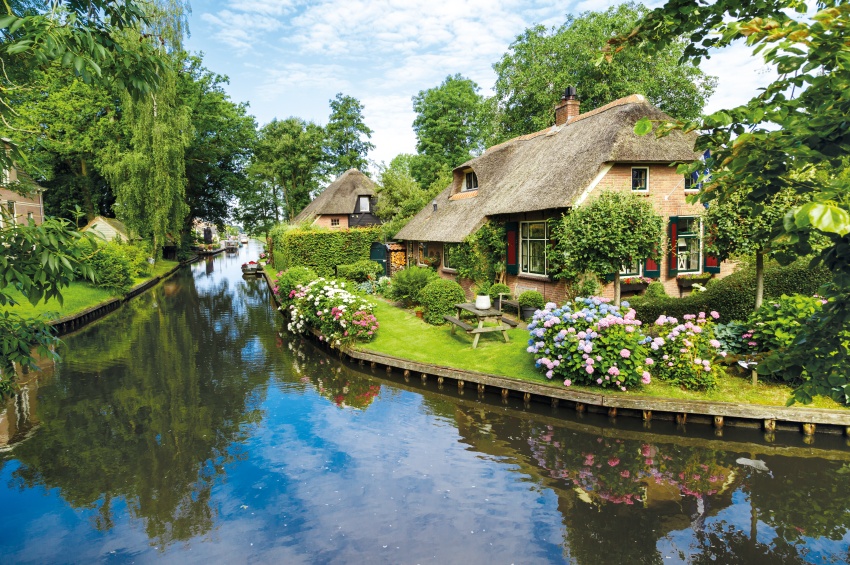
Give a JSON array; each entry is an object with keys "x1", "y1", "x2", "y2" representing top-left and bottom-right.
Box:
[
  {"x1": 51, "y1": 257, "x2": 197, "y2": 336},
  {"x1": 263, "y1": 272, "x2": 850, "y2": 440}
]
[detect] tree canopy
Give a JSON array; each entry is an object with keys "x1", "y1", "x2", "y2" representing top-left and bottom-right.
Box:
[
  {"x1": 323, "y1": 93, "x2": 374, "y2": 177},
  {"x1": 491, "y1": 2, "x2": 716, "y2": 140}
]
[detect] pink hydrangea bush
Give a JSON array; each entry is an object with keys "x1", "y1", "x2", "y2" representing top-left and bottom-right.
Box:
[
  {"x1": 286, "y1": 278, "x2": 378, "y2": 346},
  {"x1": 526, "y1": 297, "x2": 654, "y2": 391},
  {"x1": 651, "y1": 311, "x2": 726, "y2": 390}
]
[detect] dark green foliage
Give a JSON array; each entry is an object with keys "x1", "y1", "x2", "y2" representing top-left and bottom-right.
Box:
[
  {"x1": 336, "y1": 260, "x2": 384, "y2": 283},
  {"x1": 713, "y1": 321, "x2": 750, "y2": 356},
  {"x1": 452, "y1": 222, "x2": 507, "y2": 284},
  {"x1": 488, "y1": 283, "x2": 511, "y2": 299},
  {"x1": 123, "y1": 242, "x2": 153, "y2": 278},
  {"x1": 748, "y1": 294, "x2": 824, "y2": 354},
  {"x1": 388, "y1": 266, "x2": 437, "y2": 307},
  {"x1": 418, "y1": 279, "x2": 466, "y2": 325},
  {"x1": 518, "y1": 290, "x2": 544, "y2": 309},
  {"x1": 629, "y1": 260, "x2": 831, "y2": 323},
  {"x1": 644, "y1": 281, "x2": 668, "y2": 299},
  {"x1": 324, "y1": 93, "x2": 374, "y2": 176},
  {"x1": 270, "y1": 225, "x2": 382, "y2": 277},
  {"x1": 80, "y1": 240, "x2": 133, "y2": 294},
  {"x1": 274, "y1": 266, "x2": 318, "y2": 303}
]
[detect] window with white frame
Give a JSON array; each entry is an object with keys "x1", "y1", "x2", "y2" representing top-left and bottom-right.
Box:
[
  {"x1": 619, "y1": 259, "x2": 642, "y2": 277},
  {"x1": 684, "y1": 173, "x2": 699, "y2": 192},
  {"x1": 358, "y1": 195, "x2": 370, "y2": 213},
  {"x1": 676, "y1": 216, "x2": 702, "y2": 273},
  {"x1": 464, "y1": 171, "x2": 478, "y2": 191},
  {"x1": 443, "y1": 243, "x2": 458, "y2": 270},
  {"x1": 330, "y1": 218, "x2": 340, "y2": 227},
  {"x1": 520, "y1": 221, "x2": 548, "y2": 275},
  {"x1": 631, "y1": 167, "x2": 649, "y2": 192}
]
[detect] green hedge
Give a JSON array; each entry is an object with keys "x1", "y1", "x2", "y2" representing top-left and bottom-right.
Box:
[
  {"x1": 629, "y1": 260, "x2": 832, "y2": 323},
  {"x1": 337, "y1": 259, "x2": 384, "y2": 282},
  {"x1": 79, "y1": 240, "x2": 133, "y2": 294},
  {"x1": 270, "y1": 224, "x2": 382, "y2": 277}
]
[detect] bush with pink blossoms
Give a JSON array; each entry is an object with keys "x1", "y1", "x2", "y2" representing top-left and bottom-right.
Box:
[
  {"x1": 652, "y1": 312, "x2": 726, "y2": 390},
  {"x1": 285, "y1": 278, "x2": 378, "y2": 347},
  {"x1": 526, "y1": 297, "x2": 654, "y2": 391}
]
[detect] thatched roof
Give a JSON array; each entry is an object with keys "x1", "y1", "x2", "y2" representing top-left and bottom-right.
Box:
[
  {"x1": 81, "y1": 216, "x2": 135, "y2": 241},
  {"x1": 395, "y1": 95, "x2": 699, "y2": 243},
  {"x1": 293, "y1": 169, "x2": 377, "y2": 223}
]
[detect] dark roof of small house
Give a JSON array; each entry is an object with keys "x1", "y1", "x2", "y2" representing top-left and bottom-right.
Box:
[
  {"x1": 293, "y1": 169, "x2": 378, "y2": 223},
  {"x1": 395, "y1": 95, "x2": 699, "y2": 243}
]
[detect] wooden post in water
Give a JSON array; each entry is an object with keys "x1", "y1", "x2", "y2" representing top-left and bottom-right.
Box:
[
  {"x1": 501, "y1": 388, "x2": 509, "y2": 398},
  {"x1": 713, "y1": 415, "x2": 724, "y2": 429},
  {"x1": 802, "y1": 423, "x2": 816, "y2": 436},
  {"x1": 643, "y1": 410, "x2": 652, "y2": 421},
  {"x1": 676, "y1": 413, "x2": 687, "y2": 425},
  {"x1": 764, "y1": 419, "x2": 776, "y2": 432},
  {"x1": 575, "y1": 402, "x2": 585, "y2": 413},
  {"x1": 551, "y1": 398, "x2": 559, "y2": 408},
  {"x1": 608, "y1": 407, "x2": 617, "y2": 418},
  {"x1": 421, "y1": 373, "x2": 428, "y2": 382},
  {"x1": 478, "y1": 383, "x2": 485, "y2": 393}
]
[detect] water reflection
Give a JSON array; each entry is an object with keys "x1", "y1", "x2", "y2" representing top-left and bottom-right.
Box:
[{"x1": 0, "y1": 243, "x2": 849, "y2": 563}]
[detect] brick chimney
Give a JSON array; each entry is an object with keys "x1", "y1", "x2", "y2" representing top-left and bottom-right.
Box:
[{"x1": 554, "y1": 86, "x2": 579, "y2": 126}]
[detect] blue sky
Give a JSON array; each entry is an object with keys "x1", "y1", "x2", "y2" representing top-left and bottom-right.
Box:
[{"x1": 185, "y1": 0, "x2": 772, "y2": 171}]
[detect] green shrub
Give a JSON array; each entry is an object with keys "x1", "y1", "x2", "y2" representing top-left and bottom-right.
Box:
[
  {"x1": 274, "y1": 266, "x2": 318, "y2": 303},
  {"x1": 270, "y1": 224, "x2": 382, "y2": 276},
  {"x1": 652, "y1": 313, "x2": 724, "y2": 391},
  {"x1": 488, "y1": 283, "x2": 511, "y2": 299},
  {"x1": 630, "y1": 259, "x2": 831, "y2": 323},
  {"x1": 644, "y1": 281, "x2": 667, "y2": 299},
  {"x1": 123, "y1": 242, "x2": 152, "y2": 278},
  {"x1": 713, "y1": 321, "x2": 751, "y2": 356},
  {"x1": 747, "y1": 294, "x2": 824, "y2": 353},
  {"x1": 337, "y1": 259, "x2": 384, "y2": 282},
  {"x1": 418, "y1": 279, "x2": 466, "y2": 325},
  {"x1": 388, "y1": 267, "x2": 437, "y2": 307},
  {"x1": 518, "y1": 290, "x2": 544, "y2": 309},
  {"x1": 80, "y1": 241, "x2": 133, "y2": 294}
]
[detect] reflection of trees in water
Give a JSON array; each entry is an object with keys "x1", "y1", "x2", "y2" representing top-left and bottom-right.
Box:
[
  {"x1": 7, "y1": 268, "x2": 282, "y2": 547},
  {"x1": 450, "y1": 403, "x2": 849, "y2": 565}
]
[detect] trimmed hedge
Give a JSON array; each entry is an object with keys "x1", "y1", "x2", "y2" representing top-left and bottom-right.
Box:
[
  {"x1": 270, "y1": 224, "x2": 382, "y2": 277},
  {"x1": 630, "y1": 260, "x2": 831, "y2": 323},
  {"x1": 418, "y1": 278, "x2": 466, "y2": 325},
  {"x1": 337, "y1": 259, "x2": 384, "y2": 282}
]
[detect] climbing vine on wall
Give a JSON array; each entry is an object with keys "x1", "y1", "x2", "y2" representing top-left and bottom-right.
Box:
[{"x1": 451, "y1": 222, "x2": 506, "y2": 283}]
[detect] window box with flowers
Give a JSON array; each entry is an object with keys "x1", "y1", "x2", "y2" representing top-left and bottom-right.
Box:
[
  {"x1": 621, "y1": 276, "x2": 653, "y2": 293},
  {"x1": 676, "y1": 272, "x2": 712, "y2": 289}
]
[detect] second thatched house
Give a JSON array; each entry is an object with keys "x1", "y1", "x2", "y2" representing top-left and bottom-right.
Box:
[
  {"x1": 394, "y1": 91, "x2": 730, "y2": 302},
  {"x1": 81, "y1": 216, "x2": 136, "y2": 242},
  {"x1": 294, "y1": 169, "x2": 381, "y2": 229}
]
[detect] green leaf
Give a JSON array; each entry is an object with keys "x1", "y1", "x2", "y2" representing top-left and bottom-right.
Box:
[
  {"x1": 796, "y1": 202, "x2": 850, "y2": 236},
  {"x1": 633, "y1": 118, "x2": 653, "y2": 136}
]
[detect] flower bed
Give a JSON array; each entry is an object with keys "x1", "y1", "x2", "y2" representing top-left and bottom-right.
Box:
[
  {"x1": 652, "y1": 312, "x2": 726, "y2": 390},
  {"x1": 285, "y1": 278, "x2": 378, "y2": 347}
]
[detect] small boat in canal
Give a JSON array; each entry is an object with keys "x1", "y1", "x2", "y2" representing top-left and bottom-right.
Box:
[{"x1": 224, "y1": 238, "x2": 238, "y2": 252}]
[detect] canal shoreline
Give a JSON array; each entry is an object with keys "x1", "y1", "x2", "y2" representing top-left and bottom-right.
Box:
[
  {"x1": 262, "y1": 271, "x2": 850, "y2": 440},
  {"x1": 50, "y1": 256, "x2": 199, "y2": 336}
]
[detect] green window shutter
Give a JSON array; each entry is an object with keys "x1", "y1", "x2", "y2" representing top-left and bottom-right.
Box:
[
  {"x1": 505, "y1": 222, "x2": 518, "y2": 275},
  {"x1": 668, "y1": 216, "x2": 679, "y2": 276},
  {"x1": 604, "y1": 272, "x2": 616, "y2": 283}
]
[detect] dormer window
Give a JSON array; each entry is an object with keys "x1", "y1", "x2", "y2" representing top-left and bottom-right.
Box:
[
  {"x1": 464, "y1": 171, "x2": 478, "y2": 191},
  {"x1": 358, "y1": 195, "x2": 370, "y2": 213}
]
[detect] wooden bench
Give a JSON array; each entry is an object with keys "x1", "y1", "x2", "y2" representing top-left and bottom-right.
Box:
[
  {"x1": 500, "y1": 316, "x2": 519, "y2": 328},
  {"x1": 499, "y1": 284, "x2": 538, "y2": 313},
  {"x1": 444, "y1": 315, "x2": 475, "y2": 333}
]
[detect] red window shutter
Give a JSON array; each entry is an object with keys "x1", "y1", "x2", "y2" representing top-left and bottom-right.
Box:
[
  {"x1": 668, "y1": 217, "x2": 679, "y2": 276},
  {"x1": 644, "y1": 257, "x2": 660, "y2": 278}
]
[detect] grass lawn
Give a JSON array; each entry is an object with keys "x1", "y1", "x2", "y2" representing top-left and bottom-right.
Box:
[
  {"x1": 2, "y1": 259, "x2": 180, "y2": 319},
  {"x1": 360, "y1": 298, "x2": 847, "y2": 411}
]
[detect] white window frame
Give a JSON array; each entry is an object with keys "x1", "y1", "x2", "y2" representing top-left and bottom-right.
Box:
[
  {"x1": 358, "y1": 195, "x2": 370, "y2": 213},
  {"x1": 631, "y1": 167, "x2": 649, "y2": 192},
  {"x1": 464, "y1": 170, "x2": 478, "y2": 192},
  {"x1": 443, "y1": 243, "x2": 458, "y2": 271},
  {"x1": 676, "y1": 216, "x2": 703, "y2": 274},
  {"x1": 520, "y1": 221, "x2": 548, "y2": 276},
  {"x1": 330, "y1": 218, "x2": 340, "y2": 227},
  {"x1": 619, "y1": 260, "x2": 642, "y2": 277},
  {"x1": 684, "y1": 174, "x2": 700, "y2": 193}
]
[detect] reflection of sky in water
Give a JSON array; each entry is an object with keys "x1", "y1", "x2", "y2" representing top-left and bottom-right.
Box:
[{"x1": 658, "y1": 488, "x2": 850, "y2": 563}]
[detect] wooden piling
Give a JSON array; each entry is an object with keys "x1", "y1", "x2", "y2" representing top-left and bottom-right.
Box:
[
  {"x1": 478, "y1": 383, "x2": 485, "y2": 393},
  {"x1": 575, "y1": 402, "x2": 585, "y2": 413},
  {"x1": 642, "y1": 410, "x2": 652, "y2": 421},
  {"x1": 458, "y1": 380, "x2": 465, "y2": 391},
  {"x1": 676, "y1": 413, "x2": 687, "y2": 425},
  {"x1": 803, "y1": 423, "x2": 816, "y2": 436},
  {"x1": 764, "y1": 419, "x2": 776, "y2": 432},
  {"x1": 501, "y1": 388, "x2": 509, "y2": 398},
  {"x1": 551, "y1": 398, "x2": 559, "y2": 408},
  {"x1": 713, "y1": 416, "x2": 724, "y2": 429},
  {"x1": 608, "y1": 407, "x2": 617, "y2": 418}
]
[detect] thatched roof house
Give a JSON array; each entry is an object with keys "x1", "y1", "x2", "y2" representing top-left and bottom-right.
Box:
[
  {"x1": 395, "y1": 92, "x2": 729, "y2": 302},
  {"x1": 81, "y1": 216, "x2": 136, "y2": 242},
  {"x1": 294, "y1": 169, "x2": 381, "y2": 229}
]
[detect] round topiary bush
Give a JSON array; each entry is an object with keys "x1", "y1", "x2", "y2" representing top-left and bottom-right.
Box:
[
  {"x1": 418, "y1": 278, "x2": 466, "y2": 325},
  {"x1": 488, "y1": 283, "x2": 511, "y2": 299},
  {"x1": 518, "y1": 290, "x2": 544, "y2": 309}
]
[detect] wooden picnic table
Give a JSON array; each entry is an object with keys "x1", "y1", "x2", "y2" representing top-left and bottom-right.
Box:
[{"x1": 443, "y1": 302, "x2": 515, "y2": 349}]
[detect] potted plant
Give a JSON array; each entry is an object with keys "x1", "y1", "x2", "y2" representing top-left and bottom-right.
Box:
[
  {"x1": 621, "y1": 276, "x2": 652, "y2": 293},
  {"x1": 474, "y1": 281, "x2": 492, "y2": 310},
  {"x1": 488, "y1": 283, "x2": 511, "y2": 310},
  {"x1": 677, "y1": 272, "x2": 713, "y2": 289},
  {"x1": 517, "y1": 290, "x2": 544, "y2": 320},
  {"x1": 414, "y1": 307, "x2": 424, "y2": 319}
]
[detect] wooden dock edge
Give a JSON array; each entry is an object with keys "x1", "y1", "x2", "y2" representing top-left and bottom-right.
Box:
[
  {"x1": 261, "y1": 270, "x2": 850, "y2": 439},
  {"x1": 51, "y1": 257, "x2": 198, "y2": 336}
]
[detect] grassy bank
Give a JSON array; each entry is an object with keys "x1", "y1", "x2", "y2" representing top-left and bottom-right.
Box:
[
  {"x1": 2, "y1": 260, "x2": 180, "y2": 319},
  {"x1": 359, "y1": 299, "x2": 846, "y2": 411}
]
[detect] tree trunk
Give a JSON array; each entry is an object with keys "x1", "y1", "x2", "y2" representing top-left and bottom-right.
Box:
[
  {"x1": 613, "y1": 272, "x2": 621, "y2": 306},
  {"x1": 755, "y1": 251, "x2": 765, "y2": 310}
]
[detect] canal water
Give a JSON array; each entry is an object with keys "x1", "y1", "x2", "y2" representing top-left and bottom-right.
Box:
[{"x1": 1, "y1": 242, "x2": 849, "y2": 564}]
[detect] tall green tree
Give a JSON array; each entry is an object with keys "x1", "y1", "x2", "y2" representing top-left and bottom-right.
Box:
[
  {"x1": 249, "y1": 117, "x2": 325, "y2": 222},
  {"x1": 615, "y1": 0, "x2": 850, "y2": 404},
  {"x1": 411, "y1": 74, "x2": 486, "y2": 189},
  {"x1": 375, "y1": 154, "x2": 441, "y2": 238},
  {"x1": 491, "y1": 2, "x2": 716, "y2": 140},
  {"x1": 549, "y1": 191, "x2": 664, "y2": 306},
  {"x1": 323, "y1": 93, "x2": 374, "y2": 177}
]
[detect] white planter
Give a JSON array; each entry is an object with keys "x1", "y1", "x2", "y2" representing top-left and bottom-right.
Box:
[{"x1": 475, "y1": 294, "x2": 491, "y2": 310}]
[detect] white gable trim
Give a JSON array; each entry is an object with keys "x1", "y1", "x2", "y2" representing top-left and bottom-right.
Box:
[{"x1": 572, "y1": 163, "x2": 614, "y2": 208}]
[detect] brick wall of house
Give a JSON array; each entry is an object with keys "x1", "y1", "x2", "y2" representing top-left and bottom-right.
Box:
[
  {"x1": 0, "y1": 187, "x2": 44, "y2": 226},
  {"x1": 312, "y1": 215, "x2": 348, "y2": 229}
]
